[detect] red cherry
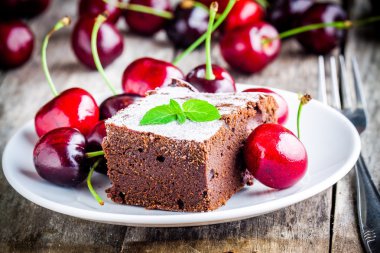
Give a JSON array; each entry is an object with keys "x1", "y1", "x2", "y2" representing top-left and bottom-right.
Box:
[
  {"x1": 267, "y1": 0, "x2": 314, "y2": 32},
  {"x1": 86, "y1": 121, "x2": 106, "y2": 152},
  {"x1": 0, "y1": 0, "x2": 50, "y2": 20},
  {"x1": 71, "y1": 16, "x2": 124, "y2": 69},
  {"x1": 33, "y1": 128, "x2": 89, "y2": 187},
  {"x1": 35, "y1": 88, "x2": 100, "y2": 137},
  {"x1": 243, "y1": 88, "x2": 288, "y2": 125},
  {"x1": 223, "y1": 0, "x2": 264, "y2": 32},
  {"x1": 0, "y1": 21, "x2": 34, "y2": 70},
  {"x1": 165, "y1": 3, "x2": 209, "y2": 48},
  {"x1": 122, "y1": 57, "x2": 184, "y2": 96},
  {"x1": 79, "y1": 0, "x2": 122, "y2": 24},
  {"x1": 86, "y1": 121, "x2": 107, "y2": 174},
  {"x1": 99, "y1": 93, "x2": 140, "y2": 119},
  {"x1": 244, "y1": 123, "x2": 308, "y2": 189},
  {"x1": 296, "y1": 3, "x2": 347, "y2": 54},
  {"x1": 124, "y1": 0, "x2": 172, "y2": 36},
  {"x1": 185, "y1": 64, "x2": 236, "y2": 93},
  {"x1": 220, "y1": 22, "x2": 281, "y2": 73}
]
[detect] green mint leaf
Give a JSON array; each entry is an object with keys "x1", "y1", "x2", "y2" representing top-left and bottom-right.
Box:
[
  {"x1": 169, "y1": 99, "x2": 182, "y2": 113},
  {"x1": 169, "y1": 99, "x2": 186, "y2": 124},
  {"x1": 177, "y1": 113, "x2": 186, "y2": 124},
  {"x1": 140, "y1": 104, "x2": 177, "y2": 125},
  {"x1": 182, "y1": 99, "x2": 221, "y2": 122}
]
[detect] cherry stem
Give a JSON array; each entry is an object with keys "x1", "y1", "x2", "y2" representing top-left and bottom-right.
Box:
[
  {"x1": 86, "y1": 150, "x2": 105, "y2": 158},
  {"x1": 297, "y1": 94, "x2": 311, "y2": 139},
  {"x1": 182, "y1": 1, "x2": 221, "y2": 18},
  {"x1": 87, "y1": 159, "x2": 104, "y2": 206},
  {"x1": 91, "y1": 13, "x2": 118, "y2": 95},
  {"x1": 172, "y1": 0, "x2": 236, "y2": 65},
  {"x1": 102, "y1": 0, "x2": 173, "y2": 19},
  {"x1": 255, "y1": 0, "x2": 268, "y2": 9},
  {"x1": 205, "y1": 2, "x2": 218, "y2": 80},
  {"x1": 278, "y1": 15, "x2": 380, "y2": 41},
  {"x1": 41, "y1": 16, "x2": 71, "y2": 97}
]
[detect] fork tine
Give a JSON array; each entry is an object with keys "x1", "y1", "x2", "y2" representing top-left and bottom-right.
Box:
[
  {"x1": 330, "y1": 56, "x2": 341, "y2": 109},
  {"x1": 339, "y1": 55, "x2": 354, "y2": 109},
  {"x1": 351, "y1": 56, "x2": 367, "y2": 110},
  {"x1": 318, "y1": 56, "x2": 328, "y2": 104}
]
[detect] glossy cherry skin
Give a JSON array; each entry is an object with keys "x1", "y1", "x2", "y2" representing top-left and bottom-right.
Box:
[
  {"x1": 0, "y1": 21, "x2": 34, "y2": 70},
  {"x1": 79, "y1": 0, "x2": 122, "y2": 24},
  {"x1": 35, "y1": 87, "x2": 100, "y2": 137},
  {"x1": 124, "y1": 0, "x2": 172, "y2": 36},
  {"x1": 267, "y1": 0, "x2": 314, "y2": 32},
  {"x1": 296, "y1": 3, "x2": 347, "y2": 54},
  {"x1": 0, "y1": 0, "x2": 50, "y2": 20},
  {"x1": 243, "y1": 88, "x2": 288, "y2": 125},
  {"x1": 99, "y1": 93, "x2": 140, "y2": 119},
  {"x1": 220, "y1": 22, "x2": 281, "y2": 74},
  {"x1": 122, "y1": 57, "x2": 184, "y2": 96},
  {"x1": 244, "y1": 123, "x2": 308, "y2": 189},
  {"x1": 71, "y1": 16, "x2": 124, "y2": 69},
  {"x1": 223, "y1": 0, "x2": 264, "y2": 32},
  {"x1": 33, "y1": 128, "x2": 89, "y2": 187},
  {"x1": 165, "y1": 3, "x2": 209, "y2": 48},
  {"x1": 185, "y1": 64, "x2": 236, "y2": 93},
  {"x1": 86, "y1": 121, "x2": 107, "y2": 174}
]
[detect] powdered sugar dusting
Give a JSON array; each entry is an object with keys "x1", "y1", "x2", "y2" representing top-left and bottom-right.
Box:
[{"x1": 107, "y1": 87, "x2": 261, "y2": 142}]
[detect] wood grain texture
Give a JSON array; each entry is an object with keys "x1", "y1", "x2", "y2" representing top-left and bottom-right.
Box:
[
  {"x1": 331, "y1": 1, "x2": 380, "y2": 252},
  {"x1": 0, "y1": 0, "x2": 377, "y2": 252}
]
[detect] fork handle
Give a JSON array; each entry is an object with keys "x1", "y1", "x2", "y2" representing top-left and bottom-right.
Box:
[{"x1": 355, "y1": 154, "x2": 380, "y2": 253}]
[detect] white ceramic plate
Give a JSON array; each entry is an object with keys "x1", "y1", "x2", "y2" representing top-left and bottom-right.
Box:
[{"x1": 2, "y1": 85, "x2": 361, "y2": 227}]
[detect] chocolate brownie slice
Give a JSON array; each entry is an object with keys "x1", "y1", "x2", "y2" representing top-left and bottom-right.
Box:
[{"x1": 103, "y1": 85, "x2": 277, "y2": 212}]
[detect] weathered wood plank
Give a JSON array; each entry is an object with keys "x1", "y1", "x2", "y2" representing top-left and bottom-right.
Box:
[
  {"x1": 0, "y1": 1, "x2": 175, "y2": 252},
  {"x1": 331, "y1": 1, "x2": 380, "y2": 252},
  {"x1": 121, "y1": 191, "x2": 331, "y2": 253}
]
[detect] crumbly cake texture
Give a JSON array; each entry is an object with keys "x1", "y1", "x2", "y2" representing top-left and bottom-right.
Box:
[{"x1": 103, "y1": 85, "x2": 278, "y2": 212}]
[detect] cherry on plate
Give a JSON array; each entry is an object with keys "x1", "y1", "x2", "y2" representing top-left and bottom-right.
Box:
[
  {"x1": 243, "y1": 88, "x2": 288, "y2": 124},
  {"x1": 186, "y1": 64, "x2": 236, "y2": 93},
  {"x1": 0, "y1": 21, "x2": 34, "y2": 70},
  {"x1": 35, "y1": 87, "x2": 100, "y2": 137},
  {"x1": 296, "y1": 3, "x2": 347, "y2": 54},
  {"x1": 220, "y1": 22, "x2": 281, "y2": 73},
  {"x1": 33, "y1": 127, "x2": 89, "y2": 187},
  {"x1": 122, "y1": 57, "x2": 184, "y2": 96},
  {"x1": 86, "y1": 121, "x2": 108, "y2": 174},
  {"x1": 99, "y1": 93, "x2": 140, "y2": 119},
  {"x1": 244, "y1": 123, "x2": 308, "y2": 189},
  {"x1": 71, "y1": 16, "x2": 124, "y2": 69}
]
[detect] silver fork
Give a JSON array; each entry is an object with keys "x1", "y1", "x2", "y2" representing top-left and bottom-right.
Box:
[{"x1": 318, "y1": 55, "x2": 380, "y2": 253}]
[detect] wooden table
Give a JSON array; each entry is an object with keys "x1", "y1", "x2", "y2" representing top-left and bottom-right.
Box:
[{"x1": 1, "y1": 0, "x2": 379, "y2": 252}]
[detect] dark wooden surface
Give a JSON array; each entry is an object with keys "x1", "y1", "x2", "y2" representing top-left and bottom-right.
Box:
[{"x1": 1, "y1": 0, "x2": 379, "y2": 252}]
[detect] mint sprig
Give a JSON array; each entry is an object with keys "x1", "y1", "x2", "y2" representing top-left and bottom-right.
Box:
[{"x1": 139, "y1": 99, "x2": 221, "y2": 125}]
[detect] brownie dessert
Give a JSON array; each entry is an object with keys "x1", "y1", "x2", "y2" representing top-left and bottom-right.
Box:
[{"x1": 103, "y1": 83, "x2": 278, "y2": 212}]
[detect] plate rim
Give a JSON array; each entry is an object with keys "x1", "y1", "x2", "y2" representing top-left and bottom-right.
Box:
[{"x1": 1, "y1": 85, "x2": 361, "y2": 227}]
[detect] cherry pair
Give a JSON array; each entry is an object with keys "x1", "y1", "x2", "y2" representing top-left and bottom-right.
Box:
[
  {"x1": 34, "y1": 126, "x2": 106, "y2": 207},
  {"x1": 244, "y1": 95, "x2": 311, "y2": 189}
]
